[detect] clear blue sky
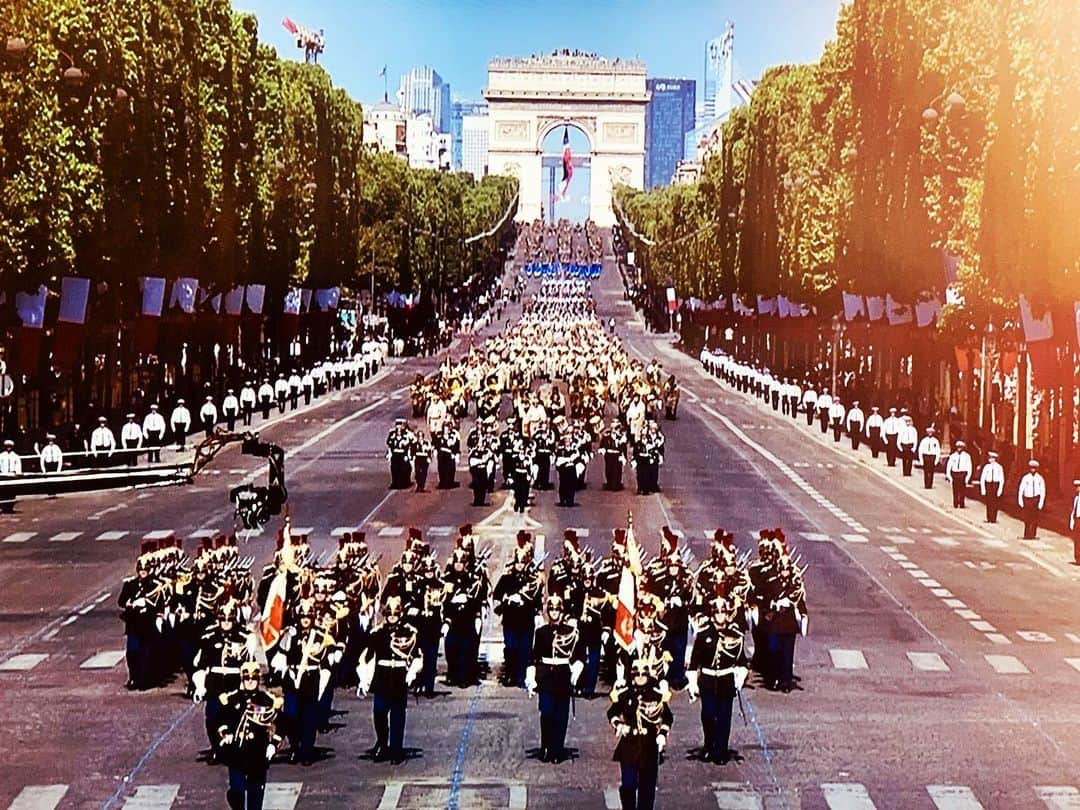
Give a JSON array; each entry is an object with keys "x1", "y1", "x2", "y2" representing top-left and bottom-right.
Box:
[{"x1": 236, "y1": 0, "x2": 846, "y2": 105}]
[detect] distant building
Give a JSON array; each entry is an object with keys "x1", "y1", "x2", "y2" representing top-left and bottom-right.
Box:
[
  {"x1": 451, "y1": 99, "x2": 488, "y2": 170},
  {"x1": 363, "y1": 101, "x2": 407, "y2": 157},
  {"x1": 461, "y1": 115, "x2": 489, "y2": 179},
  {"x1": 644, "y1": 78, "x2": 696, "y2": 190},
  {"x1": 398, "y1": 67, "x2": 451, "y2": 133},
  {"x1": 702, "y1": 22, "x2": 734, "y2": 124},
  {"x1": 405, "y1": 114, "x2": 451, "y2": 171}
]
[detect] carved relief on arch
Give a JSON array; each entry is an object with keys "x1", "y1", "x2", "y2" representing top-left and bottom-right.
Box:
[
  {"x1": 494, "y1": 120, "x2": 530, "y2": 141},
  {"x1": 602, "y1": 122, "x2": 638, "y2": 145}
]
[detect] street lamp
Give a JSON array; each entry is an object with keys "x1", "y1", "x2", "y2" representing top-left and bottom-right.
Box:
[
  {"x1": 831, "y1": 314, "x2": 843, "y2": 394},
  {"x1": 923, "y1": 90, "x2": 966, "y2": 123}
]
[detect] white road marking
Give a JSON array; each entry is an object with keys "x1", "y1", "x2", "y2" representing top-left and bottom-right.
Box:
[
  {"x1": 886, "y1": 534, "x2": 915, "y2": 545},
  {"x1": 96, "y1": 531, "x2": 127, "y2": 541},
  {"x1": 263, "y1": 782, "x2": 303, "y2": 810},
  {"x1": 1065, "y1": 659, "x2": 1080, "y2": 673},
  {"x1": 0, "y1": 653, "x2": 49, "y2": 672},
  {"x1": 121, "y1": 785, "x2": 179, "y2": 809},
  {"x1": 141, "y1": 530, "x2": 174, "y2": 542},
  {"x1": 918, "y1": 578, "x2": 942, "y2": 588},
  {"x1": 604, "y1": 787, "x2": 621, "y2": 810},
  {"x1": 569, "y1": 527, "x2": 591, "y2": 537},
  {"x1": 930, "y1": 536, "x2": 960, "y2": 547},
  {"x1": 841, "y1": 533, "x2": 869, "y2": 544},
  {"x1": 985, "y1": 654, "x2": 1029, "y2": 674},
  {"x1": 977, "y1": 537, "x2": 1009, "y2": 549},
  {"x1": 970, "y1": 621, "x2": 997, "y2": 633},
  {"x1": 943, "y1": 599, "x2": 967, "y2": 609},
  {"x1": 878, "y1": 526, "x2": 902, "y2": 533},
  {"x1": 1018, "y1": 550, "x2": 1065, "y2": 579},
  {"x1": 898, "y1": 561, "x2": 918, "y2": 570},
  {"x1": 378, "y1": 526, "x2": 404, "y2": 537},
  {"x1": 429, "y1": 525, "x2": 454, "y2": 537},
  {"x1": 712, "y1": 781, "x2": 763, "y2": 809},
  {"x1": 478, "y1": 641, "x2": 504, "y2": 664},
  {"x1": 48, "y1": 532, "x2": 81, "y2": 543},
  {"x1": 954, "y1": 610, "x2": 981, "y2": 620},
  {"x1": 1066, "y1": 633, "x2": 1080, "y2": 644},
  {"x1": 927, "y1": 785, "x2": 985, "y2": 809},
  {"x1": 985, "y1": 633, "x2": 1012, "y2": 645},
  {"x1": 822, "y1": 782, "x2": 877, "y2": 809},
  {"x1": 931, "y1": 589, "x2": 954, "y2": 598},
  {"x1": 801, "y1": 532, "x2": 830, "y2": 543},
  {"x1": 80, "y1": 650, "x2": 125, "y2": 669},
  {"x1": 1035, "y1": 785, "x2": 1080, "y2": 810},
  {"x1": 1018, "y1": 631, "x2": 1055, "y2": 643},
  {"x1": 908, "y1": 652, "x2": 950, "y2": 672},
  {"x1": 2, "y1": 532, "x2": 35, "y2": 543},
  {"x1": 939, "y1": 527, "x2": 967, "y2": 535},
  {"x1": 829, "y1": 649, "x2": 868, "y2": 670},
  {"x1": 908, "y1": 569, "x2": 929, "y2": 578},
  {"x1": 377, "y1": 782, "x2": 404, "y2": 810},
  {"x1": 508, "y1": 784, "x2": 527, "y2": 810},
  {"x1": 330, "y1": 527, "x2": 353, "y2": 537},
  {"x1": 7, "y1": 784, "x2": 69, "y2": 810}
]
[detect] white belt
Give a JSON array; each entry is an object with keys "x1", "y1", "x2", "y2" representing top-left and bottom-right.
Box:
[
  {"x1": 701, "y1": 666, "x2": 735, "y2": 677},
  {"x1": 541, "y1": 656, "x2": 570, "y2": 666},
  {"x1": 377, "y1": 659, "x2": 407, "y2": 668},
  {"x1": 210, "y1": 666, "x2": 240, "y2": 675}
]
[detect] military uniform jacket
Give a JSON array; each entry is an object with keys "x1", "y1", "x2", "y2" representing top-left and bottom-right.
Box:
[
  {"x1": 194, "y1": 625, "x2": 251, "y2": 695},
  {"x1": 365, "y1": 622, "x2": 419, "y2": 700},
  {"x1": 435, "y1": 428, "x2": 460, "y2": 456},
  {"x1": 442, "y1": 572, "x2": 484, "y2": 633},
  {"x1": 548, "y1": 559, "x2": 585, "y2": 617},
  {"x1": 645, "y1": 565, "x2": 693, "y2": 632},
  {"x1": 218, "y1": 687, "x2": 282, "y2": 775},
  {"x1": 386, "y1": 427, "x2": 413, "y2": 458},
  {"x1": 493, "y1": 568, "x2": 542, "y2": 632},
  {"x1": 531, "y1": 621, "x2": 585, "y2": 697},
  {"x1": 688, "y1": 622, "x2": 747, "y2": 698},
  {"x1": 273, "y1": 627, "x2": 335, "y2": 700},
  {"x1": 118, "y1": 575, "x2": 160, "y2": 635},
  {"x1": 607, "y1": 682, "x2": 673, "y2": 768},
  {"x1": 764, "y1": 575, "x2": 807, "y2": 636}
]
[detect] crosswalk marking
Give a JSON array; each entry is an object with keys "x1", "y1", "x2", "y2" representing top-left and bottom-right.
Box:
[
  {"x1": 508, "y1": 784, "x2": 527, "y2": 810},
  {"x1": 263, "y1": 782, "x2": 303, "y2": 810},
  {"x1": 377, "y1": 782, "x2": 404, "y2": 810},
  {"x1": 955, "y1": 609, "x2": 981, "y2": 620},
  {"x1": 898, "y1": 561, "x2": 918, "y2": 570},
  {"x1": 822, "y1": 782, "x2": 876, "y2": 809},
  {"x1": 1066, "y1": 633, "x2": 1080, "y2": 644},
  {"x1": 604, "y1": 787, "x2": 621, "y2": 810},
  {"x1": 886, "y1": 534, "x2": 915, "y2": 545},
  {"x1": 970, "y1": 621, "x2": 997, "y2": 633},
  {"x1": 141, "y1": 530, "x2": 174, "y2": 542},
  {"x1": 48, "y1": 532, "x2": 81, "y2": 543},
  {"x1": 908, "y1": 568, "x2": 929, "y2": 578},
  {"x1": 985, "y1": 654, "x2": 1029, "y2": 674},
  {"x1": 930, "y1": 536, "x2": 960, "y2": 547},
  {"x1": 943, "y1": 598, "x2": 967, "y2": 609},
  {"x1": 985, "y1": 633, "x2": 1012, "y2": 645},
  {"x1": 429, "y1": 525, "x2": 454, "y2": 537},
  {"x1": 977, "y1": 537, "x2": 1009, "y2": 549},
  {"x1": 927, "y1": 785, "x2": 984, "y2": 810},
  {"x1": 939, "y1": 527, "x2": 967, "y2": 535},
  {"x1": 7, "y1": 784, "x2": 69, "y2": 810},
  {"x1": 1064, "y1": 659, "x2": 1080, "y2": 673},
  {"x1": 801, "y1": 532, "x2": 829, "y2": 543},
  {"x1": 1035, "y1": 786, "x2": 1080, "y2": 810},
  {"x1": 1018, "y1": 631, "x2": 1055, "y2": 643},
  {"x1": 2, "y1": 532, "x2": 35, "y2": 543},
  {"x1": 908, "y1": 652, "x2": 950, "y2": 672},
  {"x1": 96, "y1": 531, "x2": 128, "y2": 541},
  {"x1": 0, "y1": 653, "x2": 49, "y2": 672},
  {"x1": 330, "y1": 527, "x2": 353, "y2": 537},
  {"x1": 931, "y1": 588, "x2": 954, "y2": 598},
  {"x1": 829, "y1": 649, "x2": 868, "y2": 670},
  {"x1": 80, "y1": 650, "x2": 125, "y2": 669},
  {"x1": 378, "y1": 526, "x2": 404, "y2": 537},
  {"x1": 712, "y1": 781, "x2": 763, "y2": 809},
  {"x1": 121, "y1": 785, "x2": 179, "y2": 809},
  {"x1": 841, "y1": 533, "x2": 869, "y2": 544}
]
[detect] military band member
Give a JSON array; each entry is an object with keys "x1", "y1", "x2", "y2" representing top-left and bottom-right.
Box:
[
  {"x1": 607, "y1": 658, "x2": 673, "y2": 810},
  {"x1": 142, "y1": 404, "x2": 166, "y2": 462},
  {"x1": 686, "y1": 595, "x2": 748, "y2": 764},
  {"x1": 601, "y1": 419, "x2": 629, "y2": 491},
  {"x1": 217, "y1": 661, "x2": 283, "y2": 810},
  {"x1": 945, "y1": 440, "x2": 973, "y2": 508},
  {"x1": 532, "y1": 421, "x2": 554, "y2": 490},
  {"x1": 509, "y1": 434, "x2": 535, "y2": 513},
  {"x1": 468, "y1": 418, "x2": 497, "y2": 506},
  {"x1": 386, "y1": 418, "x2": 414, "y2": 490},
  {"x1": 555, "y1": 431, "x2": 581, "y2": 507},
  {"x1": 526, "y1": 595, "x2": 586, "y2": 763},
  {"x1": 979, "y1": 450, "x2": 1005, "y2": 523},
  {"x1": 357, "y1": 595, "x2": 422, "y2": 763},
  {"x1": 633, "y1": 420, "x2": 664, "y2": 495},
  {"x1": 761, "y1": 549, "x2": 807, "y2": 693},
  {"x1": 412, "y1": 430, "x2": 433, "y2": 492},
  {"x1": 434, "y1": 422, "x2": 461, "y2": 489}
]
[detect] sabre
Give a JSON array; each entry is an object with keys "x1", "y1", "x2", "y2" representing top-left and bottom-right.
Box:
[{"x1": 735, "y1": 687, "x2": 749, "y2": 727}]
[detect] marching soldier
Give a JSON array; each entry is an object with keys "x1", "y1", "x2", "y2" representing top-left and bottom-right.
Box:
[
  {"x1": 142, "y1": 404, "x2": 166, "y2": 462},
  {"x1": 468, "y1": 418, "x2": 497, "y2": 506},
  {"x1": 761, "y1": 547, "x2": 807, "y2": 693},
  {"x1": 864, "y1": 406, "x2": 884, "y2": 459},
  {"x1": 532, "y1": 420, "x2": 555, "y2": 490},
  {"x1": 434, "y1": 421, "x2": 461, "y2": 489},
  {"x1": 118, "y1": 548, "x2": 160, "y2": 690},
  {"x1": 90, "y1": 415, "x2": 117, "y2": 467},
  {"x1": 120, "y1": 413, "x2": 142, "y2": 465},
  {"x1": 526, "y1": 595, "x2": 586, "y2": 763},
  {"x1": 662, "y1": 374, "x2": 680, "y2": 420},
  {"x1": 945, "y1": 440, "x2": 973, "y2": 508},
  {"x1": 607, "y1": 657, "x2": 673, "y2": 810},
  {"x1": 882, "y1": 407, "x2": 902, "y2": 467},
  {"x1": 828, "y1": 396, "x2": 845, "y2": 442},
  {"x1": 509, "y1": 434, "x2": 535, "y2": 513},
  {"x1": 897, "y1": 415, "x2": 918, "y2": 477},
  {"x1": 979, "y1": 450, "x2": 1005, "y2": 523},
  {"x1": 548, "y1": 530, "x2": 586, "y2": 619},
  {"x1": 288, "y1": 370, "x2": 302, "y2": 410},
  {"x1": 601, "y1": 419, "x2": 629, "y2": 491},
  {"x1": 258, "y1": 379, "x2": 275, "y2": 420},
  {"x1": 301, "y1": 368, "x2": 314, "y2": 405},
  {"x1": 442, "y1": 547, "x2": 485, "y2": 687},
  {"x1": 917, "y1": 425, "x2": 941, "y2": 489},
  {"x1": 217, "y1": 661, "x2": 283, "y2": 810},
  {"x1": 554, "y1": 430, "x2": 581, "y2": 508},
  {"x1": 686, "y1": 595, "x2": 748, "y2": 764},
  {"x1": 633, "y1": 420, "x2": 664, "y2": 495},
  {"x1": 200, "y1": 395, "x2": 219, "y2": 438},
  {"x1": 386, "y1": 418, "x2": 414, "y2": 490},
  {"x1": 845, "y1": 400, "x2": 865, "y2": 450},
  {"x1": 1069, "y1": 480, "x2": 1080, "y2": 566},
  {"x1": 499, "y1": 417, "x2": 519, "y2": 489},
  {"x1": 493, "y1": 533, "x2": 544, "y2": 688},
  {"x1": 411, "y1": 430, "x2": 433, "y2": 492},
  {"x1": 170, "y1": 399, "x2": 192, "y2": 449},
  {"x1": 814, "y1": 387, "x2": 832, "y2": 434},
  {"x1": 1017, "y1": 459, "x2": 1046, "y2": 540},
  {"x1": 192, "y1": 603, "x2": 251, "y2": 763},
  {"x1": 357, "y1": 595, "x2": 422, "y2": 763},
  {"x1": 644, "y1": 528, "x2": 693, "y2": 690},
  {"x1": 240, "y1": 382, "x2": 257, "y2": 426},
  {"x1": 222, "y1": 389, "x2": 241, "y2": 432},
  {"x1": 800, "y1": 383, "x2": 817, "y2": 427}
]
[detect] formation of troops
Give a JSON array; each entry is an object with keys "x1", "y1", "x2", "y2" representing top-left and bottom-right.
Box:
[
  {"x1": 514, "y1": 218, "x2": 604, "y2": 268},
  {"x1": 117, "y1": 519, "x2": 809, "y2": 809},
  {"x1": 389, "y1": 279, "x2": 677, "y2": 511}
]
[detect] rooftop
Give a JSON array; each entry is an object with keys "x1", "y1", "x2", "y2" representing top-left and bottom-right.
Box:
[{"x1": 489, "y1": 50, "x2": 646, "y2": 74}]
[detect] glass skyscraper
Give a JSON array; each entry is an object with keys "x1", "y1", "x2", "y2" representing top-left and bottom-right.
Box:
[
  {"x1": 451, "y1": 99, "x2": 488, "y2": 171},
  {"x1": 645, "y1": 78, "x2": 697, "y2": 189}
]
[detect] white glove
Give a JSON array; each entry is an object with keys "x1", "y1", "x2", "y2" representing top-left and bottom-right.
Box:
[
  {"x1": 452, "y1": 594, "x2": 468, "y2": 604},
  {"x1": 613, "y1": 721, "x2": 630, "y2": 738},
  {"x1": 265, "y1": 744, "x2": 276, "y2": 761},
  {"x1": 733, "y1": 666, "x2": 748, "y2": 691},
  {"x1": 219, "y1": 733, "x2": 233, "y2": 747},
  {"x1": 656, "y1": 734, "x2": 666, "y2": 753},
  {"x1": 191, "y1": 671, "x2": 207, "y2": 702},
  {"x1": 524, "y1": 665, "x2": 537, "y2": 696},
  {"x1": 570, "y1": 660, "x2": 584, "y2": 686},
  {"x1": 406, "y1": 657, "x2": 423, "y2": 687},
  {"x1": 508, "y1": 594, "x2": 523, "y2": 605},
  {"x1": 686, "y1": 670, "x2": 699, "y2": 702},
  {"x1": 800, "y1": 614, "x2": 809, "y2": 636},
  {"x1": 669, "y1": 596, "x2": 682, "y2": 608}
]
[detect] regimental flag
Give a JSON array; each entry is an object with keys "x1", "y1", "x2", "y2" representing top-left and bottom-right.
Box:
[
  {"x1": 560, "y1": 127, "x2": 573, "y2": 201},
  {"x1": 614, "y1": 513, "x2": 641, "y2": 651},
  {"x1": 260, "y1": 516, "x2": 294, "y2": 649}
]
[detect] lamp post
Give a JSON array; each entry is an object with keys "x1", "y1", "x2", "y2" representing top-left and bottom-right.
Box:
[{"x1": 831, "y1": 314, "x2": 842, "y2": 394}]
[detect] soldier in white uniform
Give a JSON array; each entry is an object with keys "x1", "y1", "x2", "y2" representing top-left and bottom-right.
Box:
[
  {"x1": 864, "y1": 406, "x2": 884, "y2": 459},
  {"x1": 288, "y1": 371, "x2": 302, "y2": 410},
  {"x1": 815, "y1": 388, "x2": 833, "y2": 434},
  {"x1": 1017, "y1": 459, "x2": 1046, "y2": 540},
  {"x1": 801, "y1": 383, "x2": 817, "y2": 426},
  {"x1": 828, "y1": 396, "x2": 846, "y2": 442},
  {"x1": 120, "y1": 413, "x2": 143, "y2": 466},
  {"x1": 39, "y1": 434, "x2": 63, "y2": 473},
  {"x1": 274, "y1": 374, "x2": 289, "y2": 414},
  {"x1": 897, "y1": 415, "x2": 918, "y2": 477},
  {"x1": 221, "y1": 389, "x2": 240, "y2": 432},
  {"x1": 90, "y1": 416, "x2": 117, "y2": 467},
  {"x1": 845, "y1": 400, "x2": 865, "y2": 451},
  {"x1": 199, "y1": 395, "x2": 218, "y2": 438},
  {"x1": 978, "y1": 450, "x2": 1005, "y2": 523},
  {"x1": 301, "y1": 368, "x2": 314, "y2": 405},
  {"x1": 882, "y1": 407, "x2": 902, "y2": 467},
  {"x1": 142, "y1": 404, "x2": 166, "y2": 462},
  {"x1": 240, "y1": 382, "x2": 257, "y2": 427},
  {"x1": 257, "y1": 379, "x2": 275, "y2": 419},
  {"x1": 170, "y1": 399, "x2": 191, "y2": 449},
  {"x1": 0, "y1": 439, "x2": 21, "y2": 513},
  {"x1": 917, "y1": 426, "x2": 941, "y2": 489},
  {"x1": 1068, "y1": 480, "x2": 1080, "y2": 565},
  {"x1": 944, "y1": 440, "x2": 973, "y2": 508}
]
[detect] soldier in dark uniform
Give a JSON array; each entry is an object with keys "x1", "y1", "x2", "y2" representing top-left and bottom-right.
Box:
[
  {"x1": 662, "y1": 374, "x2": 680, "y2": 420},
  {"x1": 633, "y1": 420, "x2": 664, "y2": 495},
  {"x1": 357, "y1": 595, "x2": 422, "y2": 763},
  {"x1": 118, "y1": 544, "x2": 161, "y2": 691},
  {"x1": 576, "y1": 562, "x2": 607, "y2": 698},
  {"x1": 526, "y1": 595, "x2": 586, "y2": 763},
  {"x1": 644, "y1": 528, "x2": 693, "y2": 690},
  {"x1": 493, "y1": 533, "x2": 544, "y2": 688},
  {"x1": 548, "y1": 530, "x2": 586, "y2": 619},
  {"x1": 386, "y1": 418, "x2": 414, "y2": 490},
  {"x1": 193, "y1": 603, "x2": 251, "y2": 763},
  {"x1": 607, "y1": 658, "x2": 674, "y2": 810},
  {"x1": 601, "y1": 419, "x2": 629, "y2": 491},
  {"x1": 217, "y1": 661, "x2": 283, "y2": 810},
  {"x1": 434, "y1": 421, "x2": 461, "y2": 489},
  {"x1": 762, "y1": 548, "x2": 807, "y2": 693},
  {"x1": 686, "y1": 594, "x2": 748, "y2": 764},
  {"x1": 532, "y1": 420, "x2": 554, "y2": 490},
  {"x1": 499, "y1": 417, "x2": 518, "y2": 489},
  {"x1": 467, "y1": 416, "x2": 497, "y2": 506},
  {"x1": 411, "y1": 430, "x2": 433, "y2": 492},
  {"x1": 442, "y1": 547, "x2": 485, "y2": 687},
  {"x1": 509, "y1": 433, "x2": 535, "y2": 513},
  {"x1": 554, "y1": 431, "x2": 581, "y2": 507}
]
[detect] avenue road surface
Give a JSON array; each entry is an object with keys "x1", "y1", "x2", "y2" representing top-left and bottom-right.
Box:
[{"x1": 1, "y1": 245, "x2": 1079, "y2": 809}]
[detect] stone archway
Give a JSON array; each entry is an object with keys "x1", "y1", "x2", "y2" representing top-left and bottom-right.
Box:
[
  {"x1": 538, "y1": 122, "x2": 592, "y2": 223},
  {"x1": 484, "y1": 54, "x2": 649, "y2": 227}
]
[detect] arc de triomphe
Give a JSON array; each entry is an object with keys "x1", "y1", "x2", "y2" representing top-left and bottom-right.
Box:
[{"x1": 484, "y1": 53, "x2": 649, "y2": 227}]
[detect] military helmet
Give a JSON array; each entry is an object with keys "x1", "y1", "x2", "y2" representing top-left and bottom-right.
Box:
[{"x1": 240, "y1": 661, "x2": 260, "y2": 680}]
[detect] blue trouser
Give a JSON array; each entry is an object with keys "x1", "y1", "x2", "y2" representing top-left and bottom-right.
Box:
[
  {"x1": 538, "y1": 691, "x2": 570, "y2": 753},
  {"x1": 579, "y1": 640, "x2": 601, "y2": 695},
  {"x1": 373, "y1": 692, "x2": 407, "y2": 752},
  {"x1": 502, "y1": 626, "x2": 533, "y2": 687},
  {"x1": 700, "y1": 691, "x2": 734, "y2": 759},
  {"x1": 283, "y1": 690, "x2": 319, "y2": 762},
  {"x1": 420, "y1": 638, "x2": 439, "y2": 693},
  {"x1": 126, "y1": 631, "x2": 153, "y2": 688},
  {"x1": 227, "y1": 768, "x2": 265, "y2": 810},
  {"x1": 767, "y1": 632, "x2": 796, "y2": 687},
  {"x1": 619, "y1": 759, "x2": 659, "y2": 810},
  {"x1": 445, "y1": 627, "x2": 476, "y2": 685},
  {"x1": 663, "y1": 628, "x2": 688, "y2": 688},
  {"x1": 205, "y1": 696, "x2": 223, "y2": 752}
]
